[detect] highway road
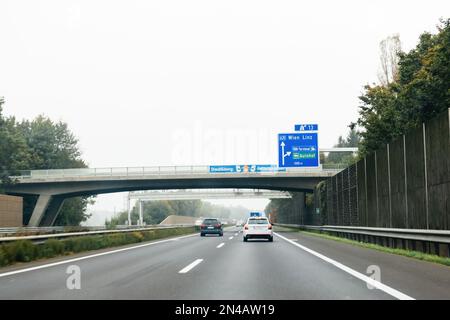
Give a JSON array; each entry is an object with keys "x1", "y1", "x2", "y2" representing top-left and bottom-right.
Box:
[{"x1": 0, "y1": 227, "x2": 449, "y2": 300}]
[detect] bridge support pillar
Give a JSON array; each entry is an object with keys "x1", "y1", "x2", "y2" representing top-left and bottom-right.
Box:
[
  {"x1": 138, "y1": 200, "x2": 143, "y2": 226},
  {"x1": 28, "y1": 195, "x2": 51, "y2": 227},
  {"x1": 28, "y1": 195, "x2": 65, "y2": 227}
]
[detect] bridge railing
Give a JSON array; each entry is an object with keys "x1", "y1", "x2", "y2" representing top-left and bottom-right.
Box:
[
  {"x1": 14, "y1": 166, "x2": 211, "y2": 179},
  {"x1": 12, "y1": 164, "x2": 346, "y2": 180}
]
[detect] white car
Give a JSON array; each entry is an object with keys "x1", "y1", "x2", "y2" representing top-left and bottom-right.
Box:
[{"x1": 243, "y1": 217, "x2": 273, "y2": 242}]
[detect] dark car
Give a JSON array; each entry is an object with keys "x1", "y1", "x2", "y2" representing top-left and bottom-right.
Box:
[{"x1": 200, "y1": 218, "x2": 223, "y2": 237}]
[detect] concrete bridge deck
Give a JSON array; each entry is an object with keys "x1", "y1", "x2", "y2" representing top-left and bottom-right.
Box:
[{"x1": 6, "y1": 165, "x2": 343, "y2": 227}]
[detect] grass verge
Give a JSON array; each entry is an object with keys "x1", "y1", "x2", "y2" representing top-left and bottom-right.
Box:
[
  {"x1": 298, "y1": 230, "x2": 450, "y2": 267},
  {"x1": 0, "y1": 226, "x2": 198, "y2": 268}
]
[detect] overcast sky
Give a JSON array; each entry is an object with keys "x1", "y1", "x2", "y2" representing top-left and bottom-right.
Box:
[{"x1": 1, "y1": 1, "x2": 448, "y2": 221}]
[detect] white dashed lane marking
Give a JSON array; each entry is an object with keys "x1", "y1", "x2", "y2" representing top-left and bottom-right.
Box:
[{"x1": 179, "y1": 259, "x2": 203, "y2": 274}]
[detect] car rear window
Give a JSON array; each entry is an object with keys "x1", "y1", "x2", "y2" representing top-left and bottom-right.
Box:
[
  {"x1": 203, "y1": 219, "x2": 219, "y2": 224},
  {"x1": 248, "y1": 218, "x2": 268, "y2": 225}
]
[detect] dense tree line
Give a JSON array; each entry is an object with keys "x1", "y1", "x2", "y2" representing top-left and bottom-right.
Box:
[
  {"x1": 0, "y1": 98, "x2": 92, "y2": 225},
  {"x1": 356, "y1": 18, "x2": 450, "y2": 156},
  {"x1": 106, "y1": 200, "x2": 249, "y2": 226},
  {"x1": 264, "y1": 198, "x2": 293, "y2": 223}
]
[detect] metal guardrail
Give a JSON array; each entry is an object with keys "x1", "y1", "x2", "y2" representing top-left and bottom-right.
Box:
[
  {"x1": 0, "y1": 226, "x2": 66, "y2": 234},
  {"x1": 0, "y1": 224, "x2": 196, "y2": 243},
  {"x1": 0, "y1": 225, "x2": 157, "y2": 236},
  {"x1": 274, "y1": 224, "x2": 450, "y2": 244}
]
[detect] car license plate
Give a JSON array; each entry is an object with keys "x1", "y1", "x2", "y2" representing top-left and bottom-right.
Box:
[{"x1": 208, "y1": 226, "x2": 214, "y2": 229}]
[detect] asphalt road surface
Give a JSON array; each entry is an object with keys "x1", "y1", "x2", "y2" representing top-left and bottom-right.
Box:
[{"x1": 0, "y1": 227, "x2": 449, "y2": 300}]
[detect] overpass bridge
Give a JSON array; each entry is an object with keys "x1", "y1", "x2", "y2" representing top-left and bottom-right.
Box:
[
  {"x1": 128, "y1": 189, "x2": 292, "y2": 201},
  {"x1": 128, "y1": 189, "x2": 292, "y2": 226},
  {"x1": 6, "y1": 165, "x2": 343, "y2": 227}
]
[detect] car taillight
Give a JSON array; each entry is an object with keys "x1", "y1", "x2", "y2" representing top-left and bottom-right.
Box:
[
  {"x1": 268, "y1": 224, "x2": 272, "y2": 230},
  {"x1": 200, "y1": 224, "x2": 206, "y2": 229},
  {"x1": 244, "y1": 224, "x2": 248, "y2": 230},
  {"x1": 215, "y1": 224, "x2": 221, "y2": 228}
]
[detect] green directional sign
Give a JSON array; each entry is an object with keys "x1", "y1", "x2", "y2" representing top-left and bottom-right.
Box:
[{"x1": 293, "y1": 151, "x2": 317, "y2": 159}]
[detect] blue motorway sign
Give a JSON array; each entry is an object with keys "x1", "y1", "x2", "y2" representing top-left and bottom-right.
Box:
[
  {"x1": 278, "y1": 133, "x2": 319, "y2": 167},
  {"x1": 294, "y1": 124, "x2": 318, "y2": 132},
  {"x1": 209, "y1": 164, "x2": 286, "y2": 173},
  {"x1": 209, "y1": 165, "x2": 238, "y2": 173},
  {"x1": 247, "y1": 164, "x2": 286, "y2": 173}
]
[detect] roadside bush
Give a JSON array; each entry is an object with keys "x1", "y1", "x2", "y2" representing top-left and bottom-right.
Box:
[
  {"x1": 129, "y1": 232, "x2": 144, "y2": 243},
  {"x1": 62, "y1": 238, "x2": 76, "y2": 253},
  {"x1": 106, "y1": 233, "x2": 127, "y2": 247},
  {"x1": 142, "y1": 230, "x2": 156, "y2": 241},
  {"x1": 41, "y1": 239, "x2": 66, "y2": 258},
  {"x1": 4, "y1": 240, "x2": 38, "y2": 262},
  {"x1": 0, "y1": 248, "x2": 8, "y2": 267},
  {"x1": 64, "y1": 236, "x2": 98, "y2": 253}
]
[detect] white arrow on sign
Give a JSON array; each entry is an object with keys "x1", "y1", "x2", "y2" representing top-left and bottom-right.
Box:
[{"x1": 280, "y1": 142, "x2": 292, "y2": 166}]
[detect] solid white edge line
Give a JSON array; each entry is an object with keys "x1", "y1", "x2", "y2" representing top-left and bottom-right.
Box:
[
  {"x1": 274, "y1": 232, "x2": 415, "y2": 300},
  {"x1": 217, "y1": 243, "x2": 225, "y2": 248},
  {"x1": 178, "y1": 259, "x2": 203, "y2": 274},
  {"x1": 0, "y1": 233, "x2": 198, "y2": 278}
]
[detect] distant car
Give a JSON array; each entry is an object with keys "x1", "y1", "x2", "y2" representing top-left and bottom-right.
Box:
[
  {"x1": 243, "y1": 217, "x2": 273, "y2": 242},
  {"x1": 200, "y1": 218, "x2": 223, "y2": 237}
]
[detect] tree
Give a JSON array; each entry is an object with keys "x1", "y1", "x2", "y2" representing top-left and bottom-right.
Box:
[
  {"x1": 0, "y1": 97, "x2": 32, "y2": 189},
  {"x1": 316, "y1": 181, "x2": 327, "y2": 225},
  {"x1": 0, "y1": 99, "x2": 92, "y2": 225},
  {"x1": 17, "y1": 116, "x2": 86, "y2": 169},
  {"x1": 54, "y1": 197, "x2": 94, "y2": 226},
  {"x1": 325, "y1": 128, "x2": 360, "y2": 165},
  {"x1": 357, "y1": 83, "x2": 405, "y2": 155},
  {"x1": 378, "y1": 34, "x2": 402, "y2": 86},
  {"x1": 142, "y1": 201, "x2": 175, "y2": 224},
  {"x1": 16, "y1": 115, "x2": 92, "y2": 225},
  {"x1": 264, "y1": 197, "x2": 294, "y2": 223},
  {"x1": 168, "y1": 200, "x2": 202, "y2": 217},
  {"x1": 357, "y1": 18, "x2": 450, "y2": 156}
]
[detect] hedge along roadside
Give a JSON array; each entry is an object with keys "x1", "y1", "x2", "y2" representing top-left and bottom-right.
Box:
[{"x1": 0, "y1": 226, "x2": 199, "y2": 267}]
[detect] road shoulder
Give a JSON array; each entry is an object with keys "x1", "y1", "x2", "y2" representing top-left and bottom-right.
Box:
[{"x1": 275, "y1": 229, "x2": 450, "y2": 299}]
